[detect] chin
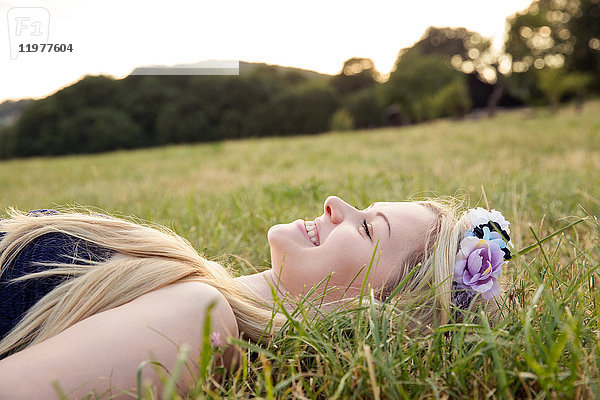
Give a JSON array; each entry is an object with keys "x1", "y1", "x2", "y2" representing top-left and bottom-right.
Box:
[
  {"x1": 267, "y1": 224, "x2": 287, "y2": 270},
  {"x1": 268, "y1": 223, "x2": 306, "y2": 278},
  {"x1": 267, "y1": 224, "x2": 286, "y2": 248},
  {"x1": 267, "y1": 221, "x2": 301, "y2": 247}
]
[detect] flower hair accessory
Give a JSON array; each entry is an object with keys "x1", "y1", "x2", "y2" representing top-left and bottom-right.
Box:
[{"x1": 452, "y1": 207, "x2": 513, "y2": 309}]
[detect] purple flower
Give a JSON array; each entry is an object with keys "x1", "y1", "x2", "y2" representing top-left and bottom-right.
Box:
[
  {"x1": 454, "y1": 236, "x2": 505, "y2": 300},
  {"x1": 209, "y1": 331, "x2": 222, "y2": 347}
]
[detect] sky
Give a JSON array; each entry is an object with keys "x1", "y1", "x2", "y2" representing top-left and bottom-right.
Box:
[{"x1": 0, "y1": 0, "x2": 533, "y2": 103}]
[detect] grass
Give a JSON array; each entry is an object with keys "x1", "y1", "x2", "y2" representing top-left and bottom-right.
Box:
[{"x1": 1, "y1": 100, "x2": 600, "y2": 398}]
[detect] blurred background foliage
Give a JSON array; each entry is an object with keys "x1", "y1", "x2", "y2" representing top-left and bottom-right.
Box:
[{"x1": 0, "y1": 0, "x2": 598, "y2": 159}]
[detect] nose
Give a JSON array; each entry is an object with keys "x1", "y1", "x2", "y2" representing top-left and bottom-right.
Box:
[{"x1": 324, "y1": 196, "x2": 356, "y2": 224}]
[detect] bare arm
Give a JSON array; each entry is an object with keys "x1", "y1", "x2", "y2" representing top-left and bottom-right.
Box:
[{"x1": 0, "y1": 281, "x2": 239, "y2": 399}]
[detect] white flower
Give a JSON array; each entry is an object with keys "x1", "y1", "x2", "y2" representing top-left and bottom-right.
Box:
[
  {"x1": 466, "y1": 207, "x2": 510, "y2": 234},
  {"x1": 489, "y1": 209, "x2": 510, "y2": 234}
]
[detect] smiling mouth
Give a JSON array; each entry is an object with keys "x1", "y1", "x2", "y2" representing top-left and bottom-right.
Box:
[{"x1": 304, "y1": 220, "x2": 320, "y2": 246}]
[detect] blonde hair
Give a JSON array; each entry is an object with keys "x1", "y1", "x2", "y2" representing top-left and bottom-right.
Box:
[
  {"x1": 378, "y1": 197, "x2": 501, "y2": 329},
  {"x1": 0, "y1": 199, "x2": 503, "y2": 357},
  {"x1": 0, "y1": 209, "x2": 286, "y2": 358}
]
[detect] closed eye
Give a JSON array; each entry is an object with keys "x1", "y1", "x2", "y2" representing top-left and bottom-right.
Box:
[{"x1": 362, "y1": 219, "x2": 372, "y2": 240}]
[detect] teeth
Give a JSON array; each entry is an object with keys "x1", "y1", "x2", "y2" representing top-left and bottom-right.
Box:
[{"x1": 304, "y1": 220, "x2": 319, "y2": 246}]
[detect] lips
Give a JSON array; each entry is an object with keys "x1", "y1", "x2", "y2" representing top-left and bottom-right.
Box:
[{"x1": 303, "y1": 220, "x2": 320, "y2": 246}]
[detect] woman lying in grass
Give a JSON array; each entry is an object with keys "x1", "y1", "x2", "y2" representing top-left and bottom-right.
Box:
[{"x1": 0, "y1": 195, "x2": 513, "y2": 398}]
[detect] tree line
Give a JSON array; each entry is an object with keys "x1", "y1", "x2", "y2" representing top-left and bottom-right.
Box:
[{"x1": 0, "y1": 0, "x2": 597, "y2": 159}]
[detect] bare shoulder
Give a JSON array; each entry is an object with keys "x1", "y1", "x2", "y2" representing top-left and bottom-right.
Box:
[
  {"x1": 136, "y1": 281, "x2": 239, "y2": 338},
  {"x1": 0, "y1": 281, "x2": 240, "y2": 399}
]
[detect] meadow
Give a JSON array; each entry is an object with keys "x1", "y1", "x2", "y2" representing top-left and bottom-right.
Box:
[{"x1": 0, "y1": 100, "x2": 599, "y2": 398}]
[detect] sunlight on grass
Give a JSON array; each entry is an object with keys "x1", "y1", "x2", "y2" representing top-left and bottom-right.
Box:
[{"x1": 1, "y1": 100, "x2": 599, "y2": 398}]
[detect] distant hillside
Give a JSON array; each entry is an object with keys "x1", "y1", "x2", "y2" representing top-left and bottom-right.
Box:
[
  {"x1": 0, "y1": 99, "x2": 33, "y2": 126},
  {"x1": 238, "y1": 61, "x2": 332, "y2": 79},
  {"x1": 129, "y1": 59, "x2": 331, "y2": 80}
]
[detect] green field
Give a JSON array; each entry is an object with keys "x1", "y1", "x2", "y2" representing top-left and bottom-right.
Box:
[{"x1": 1, "y1": 100, "x2": 600, "y2": 398}]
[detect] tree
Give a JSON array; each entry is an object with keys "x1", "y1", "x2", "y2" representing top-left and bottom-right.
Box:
[
  {"x1": 156, "y1": 99, "x2": 210, "y2": 144},
  {"x1": 331, "y1": 57, "x2": 381, "y2": 96},
  {"x1": 505, "y1": 0, "x2": 600, "y2": 92},
  {"x1": 119, "y1": 75, "x2": 185, "y2": 144},
  {"x1": 54, "y1": 75, "x2": 121, "y2": 113},
  {"x1": 404, "y1": 27, "x2": 506, "y2": 114},
  {"x1": 329, "y1": 109, "x2": 355, "y2": 132},
  {"x1": 249, "y1": 81, "x2": 340, "y2": 136},
  {"x1": 344, "y1": 87, "x2": 386, "y2": 129},
  {"x1": 13, "y1": 96, "x2": 63, "y2": 157},
  {"x1": 408, "y1": 27, "x2": 499, "y2": 85},
  {"x1": 568, "y1": 0, "x2": 600, "y2": 86},
  {"x1": 0, "y1": 125, "x2": 17, "y2": 159},
  {"x1": 58, "y1": 108, "x2": 143, "y2": 154},
  {"x1": 537, "y1": 66, "x2": 593, "y2": 109},
  {"x1": 382, "y1": 50, "x2": 471, "y2": 123}
]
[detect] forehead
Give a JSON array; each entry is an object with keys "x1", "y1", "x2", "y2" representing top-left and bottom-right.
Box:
[
  {"x1": 368, "y1": 201, "x2": 436, "y2": 236},
  {"x1": 368, "y1": 201, "x2": 429, "y2": 214}
]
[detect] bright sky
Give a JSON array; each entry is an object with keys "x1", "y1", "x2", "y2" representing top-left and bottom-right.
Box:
[{"x1": 0, "y1": 0, "x2": 532, "y2": 103}]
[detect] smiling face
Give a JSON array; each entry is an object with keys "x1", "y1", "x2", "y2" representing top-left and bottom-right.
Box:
[{"x1": 267, "y1": 196, "x2": 438, "y2": 300}]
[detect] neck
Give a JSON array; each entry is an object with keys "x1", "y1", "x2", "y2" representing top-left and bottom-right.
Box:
[{"x1": 234, "y1": 269, "x2": 289, "y2": 305}]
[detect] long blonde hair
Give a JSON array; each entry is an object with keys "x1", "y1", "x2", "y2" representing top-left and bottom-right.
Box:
[
  {"x1": 380, "y1": 197, "x2": 502, "y2": 329},
  {"x1": 0, "y1": 199, "x2": 502, "y2": 358},
  {"x1": 0, "y1": 208, "x2": 286, "y2": 358}
]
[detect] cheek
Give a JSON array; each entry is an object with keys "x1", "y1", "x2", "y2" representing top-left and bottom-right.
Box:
[
  {"x1": 332, "y1": 244, "x2": 398, "y2": 288},
  {"x1": 367, "y1": 248, "x2": 403, "y2": 289},
  {"x1": 321, "y1": 242, "x2": 374, "y2": 283}
]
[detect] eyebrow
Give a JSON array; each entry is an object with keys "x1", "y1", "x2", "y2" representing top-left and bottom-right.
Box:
[
  {"x1": 376, "y1": 211, "x2": 391, "y2": 238},
  {"x1": 364, "y1": 203, "x2": 391, "y2": 238}
]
